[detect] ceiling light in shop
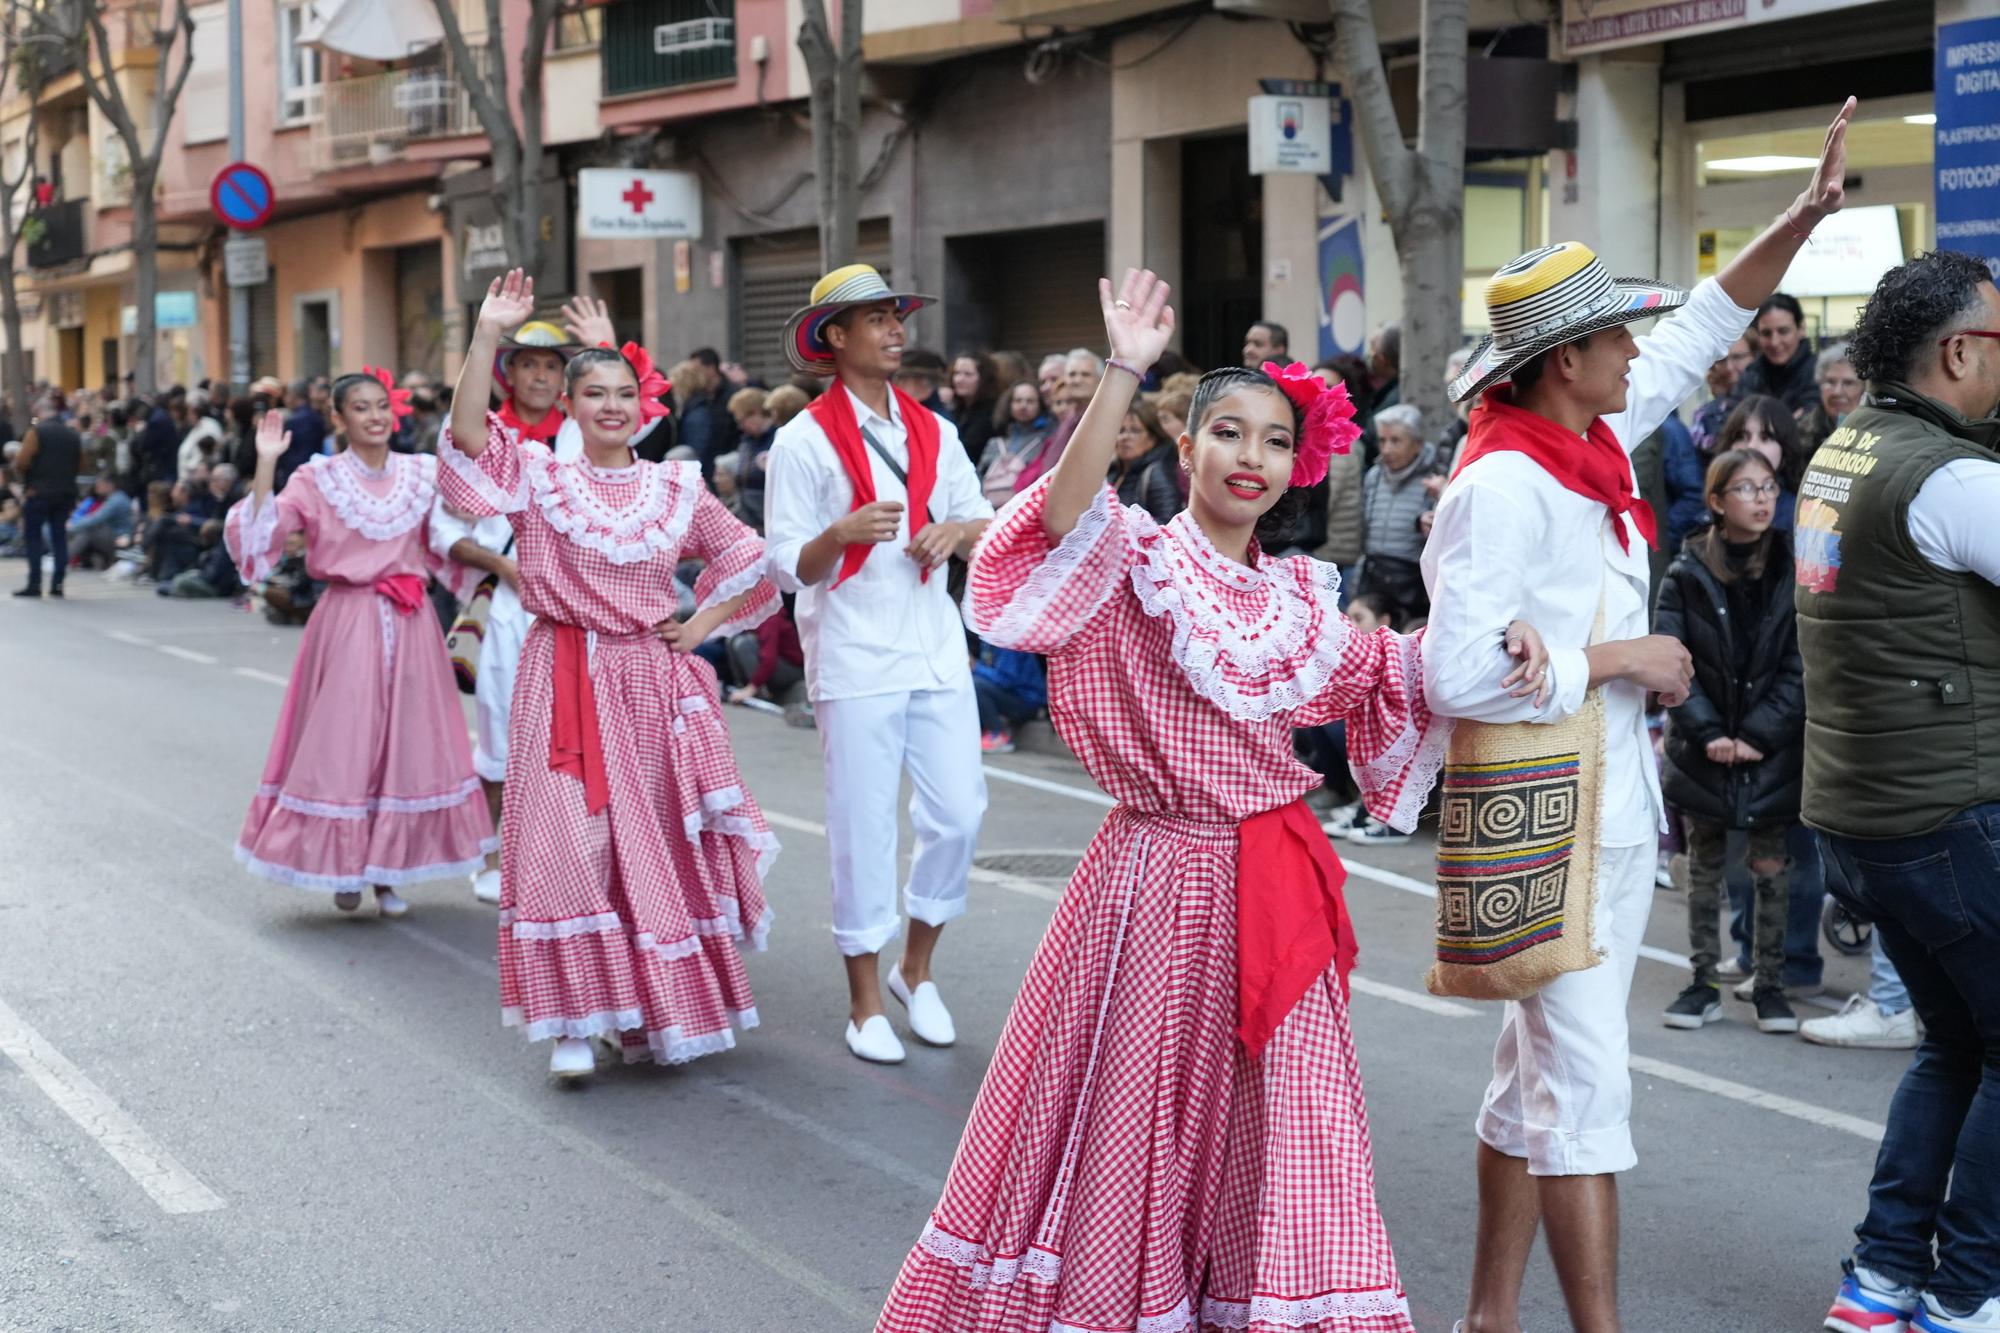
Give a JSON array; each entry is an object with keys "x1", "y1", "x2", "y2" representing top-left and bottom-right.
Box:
[
  {"x1": 1904, "y1": 114, "x2": 1937, "y2": 125},
  {"x1": 1704, "y1": 155, "x2": 1822, "y2": 174}
]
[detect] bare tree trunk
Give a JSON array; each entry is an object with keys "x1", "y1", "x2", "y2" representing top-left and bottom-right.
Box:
[
  {"x1": 0, "y1": 3, "x2": 41, "y2": 420},
  {"x1": 432, "y1": 0, "x2": 559, "y2": 278},
  {"x1": 130, "y1": 167, "x2": 159, "y2": 392},
  {"x1": 1331, "y1": 0, "x2": 1468, "y2": 434},
  {"x1": 797, "y1": 0, "x2": 863, "y2": 271},
  {"x1": 0, "y1": 245, "x2": 26, "y2": 420}
]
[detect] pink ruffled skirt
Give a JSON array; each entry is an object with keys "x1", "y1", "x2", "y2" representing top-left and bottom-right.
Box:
[{"x1": 236, "y1": 583, "x2": 495, "y2": 891}]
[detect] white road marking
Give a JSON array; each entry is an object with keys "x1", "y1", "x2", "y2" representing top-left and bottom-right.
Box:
[
  {"x1": 709, "y1": 1081, "x2": 946, "y2": 1195},
  {"x1": 980, "y1": 763, "x2": 1116, "y2": 807},
  {"x1": 103, "y1": 629, "x2": 152, "y2": 647},
  {"x1": 763, "y1": 809, "x2": 826, "y2": 837},
  {"x1": 0, "y1": 993, "x2": 225, "y2": 1215},
  {"x1": 1349, "y1": 975, "x2": 1477, "y2": 1018},
  {"x1": 232, "y1": 667, "x2": 290, "y2": 687},
  {"x1": 156, "y1": 645, "x2": 218, "y2": 665},
  {"x1": 1630, "y1": 1054, "x2": 1885, "y2": 1143}
]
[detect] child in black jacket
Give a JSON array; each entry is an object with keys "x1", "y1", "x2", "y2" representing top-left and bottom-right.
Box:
[{"x1": 1655, "y1": 448, "x2": 1806, "y2": 1035}]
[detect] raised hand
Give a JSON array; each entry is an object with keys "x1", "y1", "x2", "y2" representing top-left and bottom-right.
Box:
[
  {"x1": 1794, "y1": 96, "x2": 1856, "y2": 227},
  {"x1": 560, "y1": 293, "x2": 614, "y2": 349},
  {"x1": 478, "y1": 268, "x2": 536, "y2": 338},
  {"x1": 1099, "y1": 269, "x2": 1176, "y2": 372},
  {"x1": 253, "y1": 409, "x2": 292, "y2": 462}
]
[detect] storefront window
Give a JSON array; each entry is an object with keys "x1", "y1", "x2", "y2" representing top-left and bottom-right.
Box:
[
  {"x1": 1692, "y1": 111, "x2": 1933, "y2": 335},
  {"x1": 1460, "y1": 159, "x2": 1546, "y2": 334}
]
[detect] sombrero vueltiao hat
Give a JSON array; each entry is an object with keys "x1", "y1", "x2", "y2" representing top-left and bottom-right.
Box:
[
  {"x1": 783, "y1": 264, "x2": 935, "y2": 377},
  {"x1": 1450, "y1": 242, "x2": 1687, "y2": 403},
  {"x1": 494, "y1": 320, "x2": 581, "y2": 395}
]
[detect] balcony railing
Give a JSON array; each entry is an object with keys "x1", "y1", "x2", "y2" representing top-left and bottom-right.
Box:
[
  {"x1": 307, "y1": 45, "x2": 493, "y2": 172},
  {"x1": 27, "y1": 198, "x2": 86, "y2": 269}
]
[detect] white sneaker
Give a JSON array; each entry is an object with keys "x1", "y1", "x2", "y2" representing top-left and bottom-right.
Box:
[
  {"x1": 1733, "y1": 976, "x2": 1823, "y2": 1002},
  {"x1": 1716, "y1": 956, "x2": 1749, "y2": 981},
  {"x1": 333, "y1": 891, "x2": 362, "y2": 912},
  {"x1": 888, "y1": 967, "x2": 957, "y2": 1047},
  {"x1": 472, "y1": 868, "x2": 501, "y2": 905},
  {"x1": 1320, "y1": 802, "x2": 1363, "y2": 835},
  {"x1": 1803, "y1": 995, "x2": 1922, "y2": 1050},
  {"x1": 374, "y1": 887, "x2": 409, "y2": 918},
  {"x1": 1915, "y1": 1293, "x2": 2000, "y2": 1331},
  {"x1": 845, "y1": 1014, "x2": 906, "y2": 1064},
  {"x1": 549, "y1": 1037, "x2": 595, "y2": 1081}
]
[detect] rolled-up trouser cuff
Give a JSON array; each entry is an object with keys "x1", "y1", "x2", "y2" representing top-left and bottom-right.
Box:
[
  {"x1": 832, "y1": 918, "x2": 902, "y2": 958},
  {"x1": 1477, "y1": 1101, "x2": 1637, "y2": 1176},
  {"x1": 905, "y1": 889, "x2": 968, "y2": 930}
]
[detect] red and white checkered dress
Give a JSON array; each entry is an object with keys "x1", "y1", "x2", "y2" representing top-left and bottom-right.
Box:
[
  {"x1": 439, "y1": 415, "x2": 780, "y2": 1065},
  {"x1": 878, "y1": 478, "x2": 1442, "y2": 1333}
]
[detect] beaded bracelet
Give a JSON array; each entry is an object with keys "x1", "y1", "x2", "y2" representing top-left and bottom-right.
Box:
[{"x1": 1105, "y1": 357, "x2": 1145, "y2": 381}]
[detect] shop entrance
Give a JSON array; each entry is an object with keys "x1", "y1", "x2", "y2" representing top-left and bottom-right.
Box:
[{"x1": 1179, "y1": 133, "x2": 1260, "y2": 371}]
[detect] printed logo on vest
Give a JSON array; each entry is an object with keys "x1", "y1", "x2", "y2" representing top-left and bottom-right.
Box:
[{"x1": 1794, "y1": 493, "x2": 1843, "y2": 593}]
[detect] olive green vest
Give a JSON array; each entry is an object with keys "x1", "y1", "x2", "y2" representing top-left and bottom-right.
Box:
[{"x1": 1794, "y1": 383, "x2": 2000, "y2": 837}]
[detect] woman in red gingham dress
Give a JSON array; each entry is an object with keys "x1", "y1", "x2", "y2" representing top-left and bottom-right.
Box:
[
  {"x1": 878, "y1": 272, "x2": 1549, "y2": 1333},
  {"x1": 441, "y1": 268, "x2": 780, "y2": 1081}
]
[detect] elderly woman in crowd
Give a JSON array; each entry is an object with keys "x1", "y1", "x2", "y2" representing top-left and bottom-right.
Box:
[
  {"x1": 1798, "y1": 341, "x2": 1861, "y2": 453},
  {"x1": 1356, "y1": 401, "x2": 1443, "y2": 624}
]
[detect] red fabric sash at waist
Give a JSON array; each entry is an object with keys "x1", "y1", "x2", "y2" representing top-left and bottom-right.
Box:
[
  {"x1": 1236, "y1": 799, "x2": 1357, "y2": 1060},
  {"x1": 550, "y1": 622, "x2": 610, "y2": 815},
  {"x1": 329, "y1": 573, "x2": 427, "y2": 615}
]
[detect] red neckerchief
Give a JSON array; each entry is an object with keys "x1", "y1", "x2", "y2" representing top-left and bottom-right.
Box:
[
  {"x1": 1455, "y1": 386, "x2": 1657, "y2": 552},
  {"x1": 499, "y1": 396, "x2": 563, "y2": 448},
  {"x1": 809, "y1": 381, "x2": 939, "y2": 588},
  {"x1": 1236, "y1": 800, "x2": 1356, "y2": 1059}
]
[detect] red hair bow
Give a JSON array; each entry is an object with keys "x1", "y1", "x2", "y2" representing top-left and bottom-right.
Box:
[
  {"x1": 1261, "y1": 360, "x2": 1360, "y2": 489},
  {"x1": 363, "y1": 365, "x2": 414, "y2": 421},
  {"x1": 603, "y1": 341, "x2": 673, "y2": 422}
]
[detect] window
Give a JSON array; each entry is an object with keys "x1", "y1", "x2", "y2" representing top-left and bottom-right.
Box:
[
  {"x1": 555, "y1": 7, "x2": 603, "y2": 50},
  {"x1": 277, "y1": 2, "x2": 323, "y2": 126},
  {"x1": 182, "y1": 3, "x2": 228, "y2": 145},
  {"x1": 602, "y1": 0, "x2": 736, "y2": 97}
]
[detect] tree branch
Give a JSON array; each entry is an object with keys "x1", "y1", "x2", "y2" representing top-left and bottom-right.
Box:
[
  {"x1": 145, "y1": 0, "x2": 198, "y2": 169},
  {"x1": 1416, "y1": 0, "x2": 1468, "y2": 178},
  {"x1": 1328, "y1": 0, "x2": 1411, "y2": 221},
  {"x1": 429, "y1": 0, "x2": 510, "y2": 142},
  {"x1": 79, "y1": 1, "x2": 141, "y2": 150}
]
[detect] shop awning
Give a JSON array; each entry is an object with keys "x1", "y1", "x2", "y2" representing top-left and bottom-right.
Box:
[{"x1": 298, "y1": 0, "x2": 444, "y2": 62}]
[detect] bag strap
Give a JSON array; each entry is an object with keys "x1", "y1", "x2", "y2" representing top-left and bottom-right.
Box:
[{"x1": 860, "y1": 422, "x2": 939, "y2": 523}]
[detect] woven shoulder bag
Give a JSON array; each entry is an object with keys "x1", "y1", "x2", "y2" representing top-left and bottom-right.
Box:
[{"x1": 1426, "y1": 593, "x2": 1608, "y2": 1001}]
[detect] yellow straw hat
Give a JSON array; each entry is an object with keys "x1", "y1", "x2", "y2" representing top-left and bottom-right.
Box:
[
  {"x1": 782, "y1": 264, "x2": 934, "y2": 377},
  {"x1": 1450, "y1": 242, "x2": 1686, "y2": 403}
]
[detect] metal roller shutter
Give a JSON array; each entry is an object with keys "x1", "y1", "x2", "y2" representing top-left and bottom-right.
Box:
[
  {"x1": 734, "y1": 220, "x2": 891, "y2": 386},
  {"x1": 983, "y1": 223, "x2": 1105, "y2": 358}
]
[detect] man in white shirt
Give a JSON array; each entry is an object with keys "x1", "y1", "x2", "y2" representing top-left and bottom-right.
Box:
[
  {"x1": 1424, "y1": 100, "x2": 1853, "y2": 1333},
  {"x1": 764, "y1": 265, "x2": 994, "y2": 1066}
]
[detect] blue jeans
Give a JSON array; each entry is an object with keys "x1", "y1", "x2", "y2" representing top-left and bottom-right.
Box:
[
  {"x1": 1824, "y1": 803, "x2": 2000, "y2": 1309},
  {"x1": 21, "y1": 492, "x2": 72, "y2": 591},
  {"x1": 1727, "y1": 822, "x2": 1827, "y2": 986}
]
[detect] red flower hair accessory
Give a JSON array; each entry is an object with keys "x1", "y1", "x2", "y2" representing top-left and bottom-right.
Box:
[
  {"x1": 1261, "y1": 360, "x2": 1359, "y2": 489},
  {"x1": 363, "y1": 365, "x2": 414, "y2": 420},
  {"x1": 601, "y1": 341, "x2": 673, "y2": 422}
]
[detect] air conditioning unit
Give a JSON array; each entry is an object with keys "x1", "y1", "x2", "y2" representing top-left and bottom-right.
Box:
[{"x1": 653, "y1": 17, "x2": 733, "y2": 54}]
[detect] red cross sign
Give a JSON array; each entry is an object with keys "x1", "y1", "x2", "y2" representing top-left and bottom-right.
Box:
[{"x1": 621, "y1": 179, "x2": 655, "y2": 215}]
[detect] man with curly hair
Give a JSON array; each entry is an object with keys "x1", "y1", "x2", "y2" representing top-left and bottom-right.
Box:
[{"x1": 1794, "y1": 246, "x2": 2000, "y2": 1333}]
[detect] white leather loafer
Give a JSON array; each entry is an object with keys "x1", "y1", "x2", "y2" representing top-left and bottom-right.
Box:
[
  {"x1": 549, "y1": 1037, "x2": 595, "y2": 1081},
  {"x1": 472, "y1": 868, "x2": 501, "y2": 904},
  {"x1": 888, "y1": 967, "x2": 957, "y2": 1047},
  {"x1": 845, "y1": 1014, "x2": 907, "y2": 1064}
]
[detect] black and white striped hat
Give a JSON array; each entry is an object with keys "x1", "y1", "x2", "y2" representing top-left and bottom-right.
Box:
[{"x1": 1449, "y1": 242, "x2": 1687, "y2": 403}]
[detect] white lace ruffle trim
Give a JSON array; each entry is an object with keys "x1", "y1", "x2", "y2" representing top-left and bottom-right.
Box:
[
  {"x1": 1353, "y1": 633, "x2": 1452, "y2": 834},
  {"x1": 528, "y1": 453, "x2": 698, "y2": 566},
  {"x1": 682, "y1": 785, "x2": 781, "y2": 889},
  {"x1": 439, "y1": 417, "x2": 532, "y2": 514},
  {"x1": 963, "y1": 483, "x2": 1127, "y2": 652},
  {"x1": 696, "y1": 541, "x2": 777, "y2": 639},
  {"x1": 498, "y1": 900, "x2": 774, "y2": 957},
  {"x1": 311, "y1": 450, "x2": 434, "y2": 541},
  {"x1": 230, "y1": 490, "x2": 284, "y2": 584},
  {"x1": 499, "y1": 1004, "x2": 759, "y2": 1065},
  {"x1": 254, "y1": 775, "x2": 483, "y2": 821},
  {"x1": 233, "y1": 843, "x2": 489, "y2": 892},
  {"x1": 916, "y1": 1222, "x2": 1410, "y2": 1329},
  {"x1": 1127, "y1": 511, "x2": 1354, "y2": 725}
]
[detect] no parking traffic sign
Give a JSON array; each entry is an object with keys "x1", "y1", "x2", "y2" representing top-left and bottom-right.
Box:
[{"x1": 210, "y1": 162, "x2": 275, "y2": 231}]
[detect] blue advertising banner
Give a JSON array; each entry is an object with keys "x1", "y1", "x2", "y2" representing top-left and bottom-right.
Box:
[
  {"x1": 1936, "y1": 16, "x2": 2000, "y2": 271},
  {"x1": 1318, "y1": 215, "x2": 1366, "y2": 361}
]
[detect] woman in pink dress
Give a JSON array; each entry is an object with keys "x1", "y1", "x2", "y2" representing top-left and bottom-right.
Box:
[
  {"x1": 441, "y1": 269, "x2": 780, "y2": 1082},
  {"x1": 878, "y1": 272, "x2": 1549, "y2": 1333},
  {"x1": 227, "y1": 373, "x2": 494, "y2": 917}
]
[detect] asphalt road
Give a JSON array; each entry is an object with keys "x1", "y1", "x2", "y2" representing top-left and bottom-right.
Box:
[{"x1": 0, "y1": 571, "x2": 1904, "y2": 1332}]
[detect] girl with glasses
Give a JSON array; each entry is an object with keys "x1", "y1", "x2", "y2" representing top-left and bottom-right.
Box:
[{"x1": 1655, "y1": 447, "x2": 1808, "y2": 1037}]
